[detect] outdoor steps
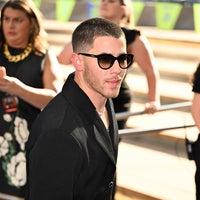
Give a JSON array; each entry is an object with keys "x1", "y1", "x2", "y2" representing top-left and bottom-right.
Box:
[
  {"x1": 45, "y1": 20, "x2": 200, "y2": 59},
  {"x1": 127, "y1": 66, "x2": 193, "y2": 104},
  {"x1": 139, "y1": 26, "x2": 200, "y2": 57},
  {"x1": 117, "y1": 27, "x2": 197, "y2": 199},
  {"x1": 116, "y1": 138, "x2": 196, "y2": 200}
]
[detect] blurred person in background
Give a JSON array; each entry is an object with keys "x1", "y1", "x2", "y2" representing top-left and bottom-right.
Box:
[
  {"x1": 0, "y1": 0, "x2": 63, "y2": 198},
  {"x1": 58, "y1": 0, "x2": 160, "y2": 130},
  {"x1": 191, "y1": 63, "x2": 200, "y2": 200}
]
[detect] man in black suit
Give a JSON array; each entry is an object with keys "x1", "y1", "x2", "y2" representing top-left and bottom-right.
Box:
[{"x1": 25, "y1": 17, "x2": 133, "y2": 200}]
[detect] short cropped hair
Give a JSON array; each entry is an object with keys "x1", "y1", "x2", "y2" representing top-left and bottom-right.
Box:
[{"x1": 72, "y1": 17, "x2": 125, "y2": 53}]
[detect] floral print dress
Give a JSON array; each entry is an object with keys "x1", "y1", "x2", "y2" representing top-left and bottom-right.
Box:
[{"x1": 0, "y1": 46, "x2": 45, "y2": 197}]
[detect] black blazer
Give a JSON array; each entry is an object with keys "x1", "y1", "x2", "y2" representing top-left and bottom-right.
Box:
[{"x1": 25, "y1": 73, "x2": 119, "y2": 200}]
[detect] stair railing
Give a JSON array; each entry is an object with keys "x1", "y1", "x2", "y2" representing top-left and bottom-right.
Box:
[{"x1": 116, "y1": 101, "x2": 195, "y2": 136}]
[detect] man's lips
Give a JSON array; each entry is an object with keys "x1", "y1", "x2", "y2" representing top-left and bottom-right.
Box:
[{"x1": 107, "y1": 77, "x2": 122, "y2": 87}]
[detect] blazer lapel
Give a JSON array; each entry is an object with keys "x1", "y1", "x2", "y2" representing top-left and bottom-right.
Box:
[{"x1": 93, "y1": 124, "x2": 116, "y2": 165}]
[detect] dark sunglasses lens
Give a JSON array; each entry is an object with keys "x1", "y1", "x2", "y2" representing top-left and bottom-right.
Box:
[
  {"x1": 98, "y1": 55, "x2": 113, "y2": 69},
  {"x1": 118, "y1": 54, "x2": 133, "y2": 69}
]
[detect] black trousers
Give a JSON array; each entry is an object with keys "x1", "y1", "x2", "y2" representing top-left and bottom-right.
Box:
[{"x1": 192, "y1": 134, "x2": 200, "y2": 200}]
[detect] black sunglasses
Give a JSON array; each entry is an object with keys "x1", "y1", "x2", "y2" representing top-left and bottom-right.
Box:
[{"x1": 78, "y1": 53, "x2": 134, "y2": 70}]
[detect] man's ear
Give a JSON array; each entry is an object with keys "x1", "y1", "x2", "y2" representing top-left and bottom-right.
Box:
[{"x1": 71, "y1": 53, "x2": 82, "y2": 71}]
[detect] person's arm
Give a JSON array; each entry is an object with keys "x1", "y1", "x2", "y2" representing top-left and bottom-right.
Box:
[
  {"x1": 128, "y1": 34, "x2": 160, "y2": 113},
  {"x1": 0, "y1": 50, "x2": 64, "y2": 109},
  {"x1": 191, "y1": 92, "x2": 200, "y2": 132},
  {"x1": 57, "y1": 42, "x2": 73, "y2": 65}
]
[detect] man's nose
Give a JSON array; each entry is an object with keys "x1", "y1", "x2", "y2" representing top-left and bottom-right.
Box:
[{"x1": 111, "y1": 60, "x2": 123, "y2": 73}]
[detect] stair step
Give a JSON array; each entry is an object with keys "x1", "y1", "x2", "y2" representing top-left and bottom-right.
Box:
[
  {"x1": 117, "y1": 140, "x2": 196, "y2": 200},
  {"x1": 156, "y1": 56, "x2": 198, "y2": 79},
  {"x1": 138, "y1": 26, "x2": 200, "y2": 44},
  {"x1": 126, "y1": 72, "x2": 193, "y2": 102}
]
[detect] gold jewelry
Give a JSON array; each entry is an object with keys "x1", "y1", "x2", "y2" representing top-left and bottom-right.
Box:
[{"x1": 4, "y1": 43, "x2": 32, "y2": 62}]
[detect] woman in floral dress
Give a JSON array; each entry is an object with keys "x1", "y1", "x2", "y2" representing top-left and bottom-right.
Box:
[{"x1": 0, "y1": 0, "x2": 63, "y2": 198}]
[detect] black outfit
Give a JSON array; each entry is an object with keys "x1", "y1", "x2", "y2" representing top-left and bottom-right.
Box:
[
  {"x1": 25, "y1": 73, "x2": 119, "y2": 200},
  {"x1": 112, "y1": 27, "x2": 140, "y2": 129},
  {"x1": 0, "y1": 46, "x2": 45, "y2": 197},
  {"x1": 192, "y1": 63, "x2": 200, "y2": 200}
]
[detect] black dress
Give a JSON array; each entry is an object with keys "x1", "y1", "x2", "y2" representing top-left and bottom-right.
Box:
[
  {"x1": 192, "y1": 63, "x2": 200, "y2": 93},
  {"x1": 192, "y1": 63, "x2": 200, "y2": 200},
  {"x1": 0, "y1": 45, "x2": 45, "y2": 197},
  {"x1": 112, "y1": 27, "x2": 140, "y2": 129}
]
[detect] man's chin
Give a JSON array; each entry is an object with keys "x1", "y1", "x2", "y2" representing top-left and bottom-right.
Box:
[{"x1": 109, "y1": 92, "x2": 120, "y2": 99}]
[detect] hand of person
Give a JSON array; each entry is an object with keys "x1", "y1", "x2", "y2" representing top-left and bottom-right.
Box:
[
  {"x1": 0, "y1": 66, "x2": 6, "y2": 77},
  {"x1": 0, "y1": 75, "x2": 22, "y2": 95},
  {"x1": 145, "y1": 101, "x2": 160, "y2": 114}
]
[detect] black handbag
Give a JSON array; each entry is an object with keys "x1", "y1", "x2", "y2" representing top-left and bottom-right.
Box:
[
  {"x1": 185, "y1": 137, "x2": 194, "y2": 160},
  {"x1": 185, "y1": 133, "x2": 200, "y2": 161}
]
